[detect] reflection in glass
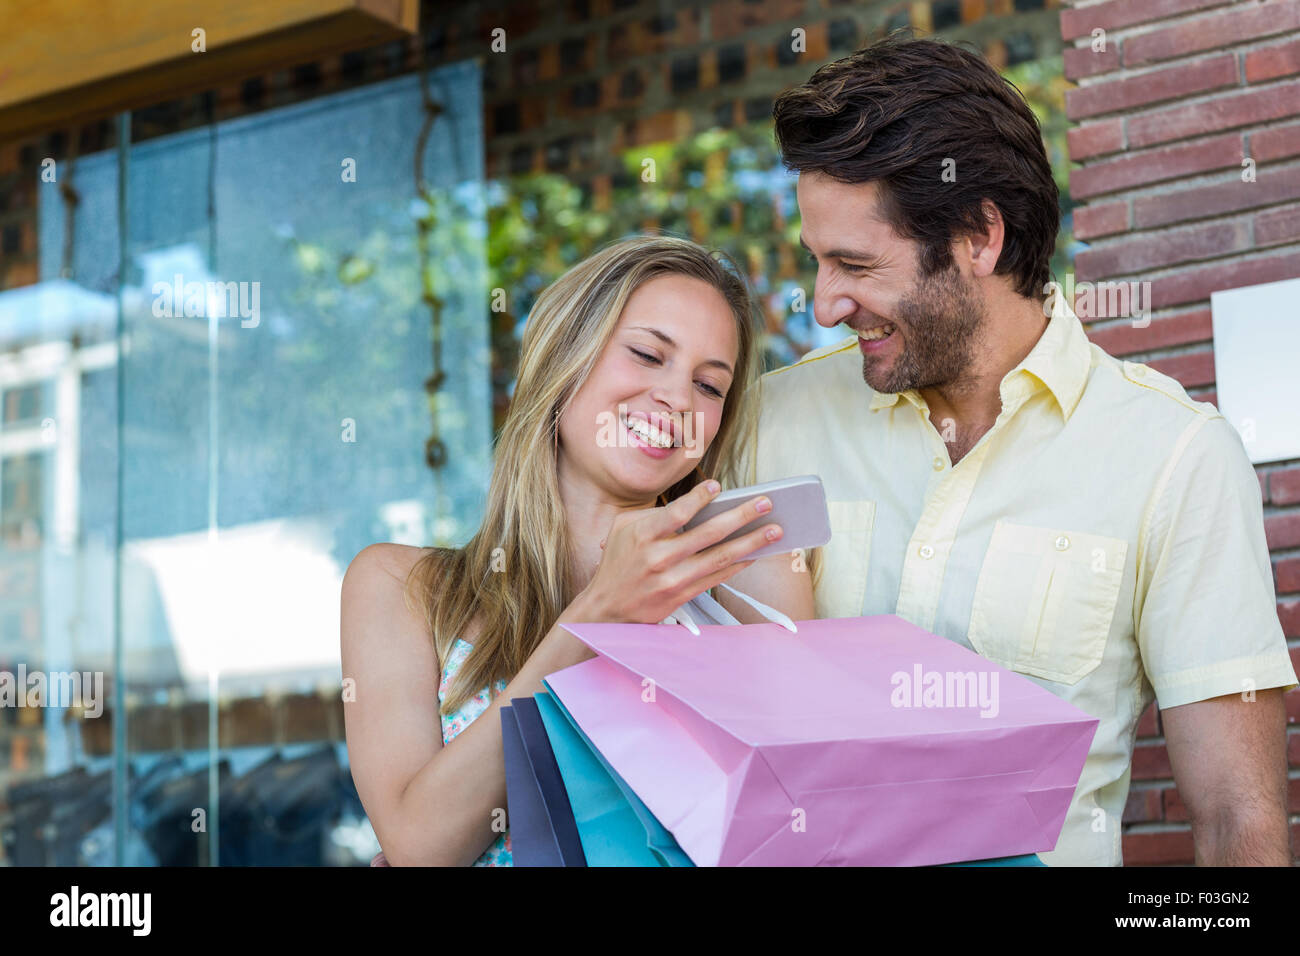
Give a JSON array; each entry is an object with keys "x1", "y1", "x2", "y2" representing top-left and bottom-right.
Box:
[{"x1": 0, "y1": 61, "x2": 487, "y2": 865}]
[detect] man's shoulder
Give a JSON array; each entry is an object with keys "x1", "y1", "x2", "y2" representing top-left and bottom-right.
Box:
[
  {"x1": 761, "y1": 335, "x2": 861, "y2": 391},
  {"x1": 1086, "y1": 343, "x2": 1222, "y2": 424}
]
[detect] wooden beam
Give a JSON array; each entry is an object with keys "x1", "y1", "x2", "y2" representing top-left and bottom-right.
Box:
[{"x1": 0, "y1": 0, "x2": 419, "y2": 143}]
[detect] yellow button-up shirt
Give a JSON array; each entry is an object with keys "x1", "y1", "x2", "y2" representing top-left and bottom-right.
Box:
[{"x1": 746, "y1": 292, "x2": 1298, "y2": 866}]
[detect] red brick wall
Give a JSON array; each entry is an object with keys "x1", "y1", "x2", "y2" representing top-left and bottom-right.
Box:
[{"x1": 1061, "y1": 0, "x2": 1300, "y2": 865}]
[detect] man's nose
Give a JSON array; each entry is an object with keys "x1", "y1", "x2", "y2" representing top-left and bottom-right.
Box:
[{"x1": 813, "y1": 289, "x2": 857, "y2": 328}]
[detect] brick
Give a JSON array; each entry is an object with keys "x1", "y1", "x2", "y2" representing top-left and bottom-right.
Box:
[
  {"x1": 1148, "y1": 247, "x2": 1300, "y2": 309},
  {"x1": 1134, "y1": 165, "x2": 1300, "y2": 229},
  {"x1": 1267, "y1": 512, "x2": 1300, "y2": 551},
  {"x1": 1290, "y1": 728, "x2": 1300, "y2": 765},
  {"x1": 1286, "y1": 686, "x2": 1300, "y2": 724},
  {"x1": 1075, "y1": 219, "x2": 1250, "y2": 279},
  {"x1": 607, "y1": 14, "x2": 704, "y2": 59},
  {"x1": 1065, "y1": 54, "x2": 1237, "y2": 122},
  {"x1": 1123, "y1": 785, "x2": 1164, "y2": 823},
  {"x1": 1281, "y1": 600, "x2": 1300, "y2": 638},
  {"x1": 1086, "y1": 307, "x2": 1212, "y2": 356},
  {"x1": 1121, "y1": 828, "x2": 1195, "y2": 865},
  {"x1": 623, "y1": 110, "x2": 690, "y2": 148},
  {"x1": 1074, "y1": 199, "x2": 1129, "y2": 239},
  {"x1": 1064, "y1": 44, "x2": 1121, "y2": 81},
  {"x1": 1276, "y1": 557, "x2": 1300, "y2": 595},
  {"x1": 1125, "y1": 0, "x2": 1300, "y2": 66},
  {"x1": 1164, "y1": 787, "x2": 1188, "y2": 822},
  {"x1": 483, "y1": 5, "x2": 539, "y2": 40},
  {"x1": 1148, "y1": 348, "x2": 1215, "y2": 389},
  {"x1": 1261, "y1": 469, "x2": 1269, "y2": 503},
  {"x1": 1129, "y1": 80, "x2": 1300, "y2": 149},
  {"x1": 711, "y1": 0, "x2": 804, "y2": 40},
  {"x1": 1246, "y1": 36, "x2": 1300, "y2": 83},
  {"x1": 1256, "y1": 203, "x2": 1300, "y2": 245},
  {"x1": 802, "y1": 21, "x2": 830, "y2": 63},
  {"x1": 984, "y1": 38, "x2": 1008, "y2": 71},
  {"x1": 1254, "y1": 120, "x2": 1300, "y2": 163},
  {"x1": 537, "y1": 43, "x2": 560, "y2": 83},
  {"x1": 1059, "y1": 0, "x2": 1231, "y2": 42},
  {"x1": 1131, "y1": 741, "x2": 1173, "y2": 780},
  {"x1": 1069, "y1": 133, "x2": 1242, "y2": 200},
  {"x1": 1273, "y1": 466, "x2": 1300, "y2": 506},
  {"x1": 1067, "y1": 118, "x2": 1125, "y2": 162}
]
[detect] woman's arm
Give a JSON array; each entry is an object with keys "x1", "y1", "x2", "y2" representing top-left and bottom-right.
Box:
[
  {"x1": 713, "y1": 548, "x2": 817, "y2": 623},
  {"x1": 341, "y1": 542, "x2": 599, "y2": 866},
  {"x1": 342, "y1": 482, "x2": 784, "y2": 864}
]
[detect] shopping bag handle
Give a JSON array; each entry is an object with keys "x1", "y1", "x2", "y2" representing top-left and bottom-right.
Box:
[{"x1": 661, "y1": 583, "x2": 798, "y2": 634}]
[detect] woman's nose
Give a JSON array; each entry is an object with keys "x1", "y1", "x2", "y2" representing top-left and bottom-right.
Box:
[{"x1": 649, "y1": 377, "x2": 690, "y2": 413}]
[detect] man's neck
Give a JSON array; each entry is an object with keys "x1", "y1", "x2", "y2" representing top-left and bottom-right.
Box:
[{"x1": 918, "y1": 293, "x2": 1051, "y2": 465}]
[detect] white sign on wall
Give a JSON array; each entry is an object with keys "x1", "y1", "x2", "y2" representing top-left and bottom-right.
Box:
[{"x1": 1210, "y1": 276, "x2": 1300, "y2": 465}]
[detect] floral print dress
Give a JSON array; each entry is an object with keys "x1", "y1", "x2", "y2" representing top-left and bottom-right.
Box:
[{"x1": 370, "y1": 637, "x2": 512, "y2": 866}]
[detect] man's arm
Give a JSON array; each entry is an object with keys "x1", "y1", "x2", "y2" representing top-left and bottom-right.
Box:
[
  {"x1": 1132, "y1": 413, "x2": 1296, "y2": 866},
  {"x1": 1161, "y1": 688, "x2": 1291, "y2": 865}
]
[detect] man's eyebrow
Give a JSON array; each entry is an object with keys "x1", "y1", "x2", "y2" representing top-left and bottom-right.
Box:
[
  {"x1": 798, "y1": 233, "x2": 883, "y2": 265},
  {"x1": 628, "y1": 325, "x2": 734, "y2": 375}
]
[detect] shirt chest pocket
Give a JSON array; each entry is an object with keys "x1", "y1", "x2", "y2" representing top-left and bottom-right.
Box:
[
  {"x1": 812, "y1": 500, "x2": 876, "y2": 619},
  {"x1": 968, "y1": 521, "x2": 1128, "y2": 685}
]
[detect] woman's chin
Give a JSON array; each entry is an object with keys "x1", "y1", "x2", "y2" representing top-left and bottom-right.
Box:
[{"x1": 609, "y1": 458, "x2": 691, "y2": 501}]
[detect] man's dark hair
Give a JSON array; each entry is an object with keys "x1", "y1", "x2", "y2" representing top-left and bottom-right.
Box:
[{"x1": 773, "y1": 32, "x2": 1059, "y2": 300}]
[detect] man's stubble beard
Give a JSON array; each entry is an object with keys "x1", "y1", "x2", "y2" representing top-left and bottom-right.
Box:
[{"x1": 862, "y1": 263, "x2": 986, "y2": 396}]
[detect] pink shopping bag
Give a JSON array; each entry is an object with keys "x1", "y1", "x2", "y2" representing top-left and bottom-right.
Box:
[{"x1": 544, "y1": 615, "x2": 1098, "y2": 867}]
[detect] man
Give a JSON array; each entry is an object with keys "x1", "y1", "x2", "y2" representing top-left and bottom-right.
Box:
[{"x1": 738, "y1": 35, "x2": 1297, "y2": 865}]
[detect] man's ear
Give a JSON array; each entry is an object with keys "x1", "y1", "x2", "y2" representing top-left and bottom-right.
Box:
[{"x1": 963, "y1": 199, "x2": 1006, "y2": 278}]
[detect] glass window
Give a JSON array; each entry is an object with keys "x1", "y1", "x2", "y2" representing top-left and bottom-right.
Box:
[{"x1": 0, "y1": 60, "x2": 487, "y2": 866}]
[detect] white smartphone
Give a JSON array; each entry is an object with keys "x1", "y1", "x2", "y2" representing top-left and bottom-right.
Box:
[{"x1": 680, "y1": 474, "x2": 831, "y2": 562}]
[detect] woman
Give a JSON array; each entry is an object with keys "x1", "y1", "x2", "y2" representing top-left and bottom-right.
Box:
[{"x1": 341, "y1": 235, "x2": 815, "y2": 866}]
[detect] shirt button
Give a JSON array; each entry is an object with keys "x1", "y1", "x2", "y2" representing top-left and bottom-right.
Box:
[
  {"x1": 1055, "y1": 535, "x2": 1070, "y2": 551},
  {"x1": 932, "y1": 456, "x2": 945, "y2": 471},
  {"x1": 918, "y1": 544, "x2": 935, "y2": 559}
]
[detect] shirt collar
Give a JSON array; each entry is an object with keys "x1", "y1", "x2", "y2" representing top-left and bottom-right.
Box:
[{"x1": 866, "y1": 291, "x2": 1091, "y2": 421}]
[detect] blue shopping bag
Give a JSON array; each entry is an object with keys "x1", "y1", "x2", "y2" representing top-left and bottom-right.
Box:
[{"x1": 535, "y1": 689, "x2": 693, "y2": 867}]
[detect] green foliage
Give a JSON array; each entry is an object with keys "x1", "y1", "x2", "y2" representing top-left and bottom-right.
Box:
[{"x1": 487, "y1": 54, "x2": 1079, "y2": 406}]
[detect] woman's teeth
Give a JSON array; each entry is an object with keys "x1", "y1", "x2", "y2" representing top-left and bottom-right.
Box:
[
  {"x1": 855, "y1": 323, "x2": 896, "y2": 341},
  {"x1": 622, "y1": 413, "x2": 674, "y2": 449}
]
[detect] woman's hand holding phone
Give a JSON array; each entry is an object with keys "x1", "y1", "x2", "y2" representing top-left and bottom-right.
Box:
[{"x1": 573, "y1": 478, "x2": 783, "y2": 625}]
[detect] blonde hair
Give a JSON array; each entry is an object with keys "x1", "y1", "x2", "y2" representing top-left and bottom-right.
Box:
[{"x1": 406, "y1": 235, "x2": 762, "y2": 714}]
